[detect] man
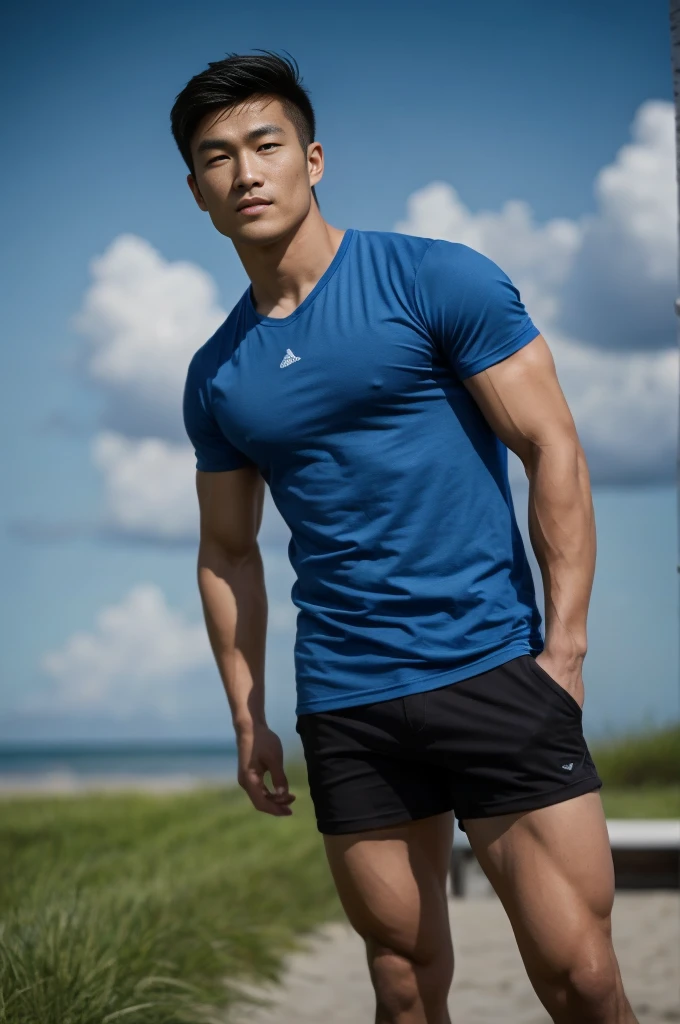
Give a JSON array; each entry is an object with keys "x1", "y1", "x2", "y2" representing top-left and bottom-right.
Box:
[{"x1": 173, "y1": 51, "x2": 636, "y2": 1024}]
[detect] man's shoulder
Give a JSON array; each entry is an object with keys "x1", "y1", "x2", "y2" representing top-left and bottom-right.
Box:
[
  {"x1": 355, "y1": 229, "x2": 486, "y2": 276},
  {"x1": 355, "y1": 227, "x2": 435, "y2": 265},
  {"x1": 186, "y1": 290, "x2": 250, "y2": 379}
]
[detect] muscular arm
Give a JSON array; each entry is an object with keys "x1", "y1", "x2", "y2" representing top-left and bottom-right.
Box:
[
  {"x1": 196, "y1": 465, "x2": 294, "y2": 813},
  {"x1": 197, "y1": 465, "x2": 268, "y2": 729},
  {"x1": 463, "y1": 333, "x2": 596, "y2": 704}
]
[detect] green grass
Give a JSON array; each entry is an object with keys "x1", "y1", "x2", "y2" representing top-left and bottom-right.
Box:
[
  {"x1": 600, "y1": 785, "x2": 680, "y2": 818},
  {"x1": 0, "y1": 764, "x2": 342, "y2": 1024},
  {"x1": 1, "y1": 726, "x2": 678, "y2": 1024},
  {"x1": 590, "y1": 724, "x2": 680, "y2": 819},
  {"x1": 590, "y1": 724, "x2": 680, "y2": 787}
]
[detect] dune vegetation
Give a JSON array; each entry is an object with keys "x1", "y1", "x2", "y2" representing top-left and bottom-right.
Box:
[{"x1": 1, "y1": 727, "x2": 678, "y2": 1023}]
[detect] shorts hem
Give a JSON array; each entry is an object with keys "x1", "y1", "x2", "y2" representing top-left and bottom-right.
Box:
[
  {"x1": 457, "y1": 775, "x2": 603, "y2": 830},
  {"x1": 316, "y1": 803, "x2": 455, "y2": 836}
]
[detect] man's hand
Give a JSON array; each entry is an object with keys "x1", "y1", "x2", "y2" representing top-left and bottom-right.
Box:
[
  {"x1": 236, "y1": 724, "x2": 296, "y2": 816},
  {"x1": 535, "y1": 649, "x2": 585, "y2": 709}
]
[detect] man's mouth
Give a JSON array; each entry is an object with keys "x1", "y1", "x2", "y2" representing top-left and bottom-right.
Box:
[{"x1": 237, "y1": 199, "x2": 272, "y2": 216}]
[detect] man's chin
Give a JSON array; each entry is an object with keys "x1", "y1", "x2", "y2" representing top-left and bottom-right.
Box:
[{"x1": 225, "y1": 217, "x2": 298, "y2": 247}]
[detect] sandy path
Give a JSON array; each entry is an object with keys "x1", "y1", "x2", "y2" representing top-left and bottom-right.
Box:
[{"x1": 229, "y1": 892, "x2": 680, "y2": 1023}]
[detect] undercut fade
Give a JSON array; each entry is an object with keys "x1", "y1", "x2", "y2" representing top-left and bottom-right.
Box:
[{"x1": 170, "y1": 49, "x2": 319, "y2": 206}]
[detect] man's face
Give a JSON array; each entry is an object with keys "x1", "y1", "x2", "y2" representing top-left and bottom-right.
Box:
[{"x1": 188, "y1": 95, "x2": 323, "y2": 244}]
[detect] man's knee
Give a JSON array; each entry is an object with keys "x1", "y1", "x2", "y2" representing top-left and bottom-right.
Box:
[
  {"x1": 368, "y1": 941, "x2": 453, "y2": 1019},
  {"x1": 550, "y1": 952, "x2": 622, "y2": 1022}
]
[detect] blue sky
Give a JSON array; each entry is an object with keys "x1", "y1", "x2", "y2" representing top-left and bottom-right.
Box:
[{"x1": 1, "y1": 0, "x2": 677, "y2": 746}]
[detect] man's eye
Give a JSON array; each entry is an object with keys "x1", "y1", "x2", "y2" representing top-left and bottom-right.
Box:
[
  {"x1": 259, "y1": 143, "x2": 279, "y2": 151},
  {"x1": 207, "y1": 155, "x2": 227, "y2": 165}
]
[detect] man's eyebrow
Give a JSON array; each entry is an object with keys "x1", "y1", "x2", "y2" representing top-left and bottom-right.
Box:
[{"x1": 196, "y1": 124, "x2": 285, "y2": 153}]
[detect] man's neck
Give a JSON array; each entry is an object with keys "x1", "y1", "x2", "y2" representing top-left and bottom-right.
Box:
[{"x1": 234, "y1": 210, "x2": 346, "y2": 320}]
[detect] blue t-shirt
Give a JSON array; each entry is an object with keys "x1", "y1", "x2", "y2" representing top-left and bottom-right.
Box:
[{"x1": 183, "y1": 229, "x2": 544, "y2": 714}]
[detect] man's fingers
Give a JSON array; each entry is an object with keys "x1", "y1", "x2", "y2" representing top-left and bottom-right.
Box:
[
  {"x1": 240, "y1": 770, "x2": 293, "y2": 816},
  {"x1": 267, "y1": 756, "x2": 291, "y2": 798}
]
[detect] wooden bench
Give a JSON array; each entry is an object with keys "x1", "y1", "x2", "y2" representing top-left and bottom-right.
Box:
[{"x1": 450, "y1": 819, "x2": 680, "y2": 897}]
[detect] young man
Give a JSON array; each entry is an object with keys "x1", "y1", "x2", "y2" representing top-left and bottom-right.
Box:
[{"x1": 173, "y1": 51, "x2": 636, "y2": 1024}]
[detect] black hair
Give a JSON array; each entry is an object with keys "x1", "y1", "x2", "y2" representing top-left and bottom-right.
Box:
[{"x1": 170, "y1": 50, "x2": 319, "y2": 206}]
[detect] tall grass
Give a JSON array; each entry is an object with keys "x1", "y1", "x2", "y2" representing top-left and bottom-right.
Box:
[
  {"x1": 0, "y1": 766, "x2": 341, "y2": 1023},
  {"x1": 1, "y1": 728, "x2": 678, "y2": 1023},
  {"x1": 591, "y1": 723, "x2": 680, "y2": 787}
]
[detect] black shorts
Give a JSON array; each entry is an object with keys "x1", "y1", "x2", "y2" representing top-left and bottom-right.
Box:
[{"x1": 295, "y1": 654, "x2": 602, "y2": 835}]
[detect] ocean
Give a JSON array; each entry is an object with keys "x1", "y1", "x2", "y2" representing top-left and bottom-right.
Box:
[{"x1": 0, "y1": 742, "x2": 240, "y2": 792}]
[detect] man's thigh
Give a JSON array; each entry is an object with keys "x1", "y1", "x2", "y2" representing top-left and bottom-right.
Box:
[
  {"x1": 323, "y1": 812, "x2": 454, "y2": 964},
  {"x1": 465, "y1": 792, "x2": 617, "y2": 984}
]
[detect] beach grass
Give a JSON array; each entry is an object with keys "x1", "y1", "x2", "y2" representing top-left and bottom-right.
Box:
[
  {"x1": 600, "y1": 785, "x2": 680, "y2": 818},
  {"x1": 1, "y1": 727, "x2": 678, "y2": 1024},
  {"x1": 590, "y1": 723, "x2": 680, "y2": 787},
  {"x1": 0, "y1": 764, "x2": 342, "y2": 1023},
  {"x1": 593, "y1": 723, "x2": 680, "y2": 818}
]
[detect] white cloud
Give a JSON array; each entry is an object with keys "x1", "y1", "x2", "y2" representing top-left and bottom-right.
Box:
[
  {"x1": 553, "y1": 338, "x2": 677, "y2": 484},
  {"x1": 504, "y1": 336, "x2": 678, "y2": 486},
  {"x1": 91, "y1": 431, "x2": 292, "y2": 544},
  {"x1": 37, "y1": 585, "x2": 212, "y2": 718},
  {"x1": 560, "y1": 101, "x2": 676, "y2": 350},
  {"x1": 92, "y1": 432, "x2": 198, "y2": 541},
  {"x1": 75, "y1": 235, "x2": 226, "y2": 440},
  {"x1": 395, "y1": 99, "x2": 677, "y2": 483},
  {"x1": 30, "y1": 553, "x2": 297, "y2": 721},
  {"x1": 395, "y1": 182, "x2": 581, "y2": 327},
  {"x1": 397, "y1": 100, "x2": 676, "y2": 353}
]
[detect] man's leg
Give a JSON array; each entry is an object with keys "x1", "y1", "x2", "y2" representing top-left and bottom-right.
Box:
[
  {"x1": 465, "y1": 791, "x2": 636, "y2": 1024},
  {"x1": 323, "y1": 811, "x2": 454, "y2": 1024}
]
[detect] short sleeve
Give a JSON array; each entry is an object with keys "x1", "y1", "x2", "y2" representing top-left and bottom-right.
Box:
[
  {"x1": 414, "y1": 240, "x2": 540, "y2": 380},
  {"x1": 182, "y1": 353, "x2": 255, "y2": 473}
]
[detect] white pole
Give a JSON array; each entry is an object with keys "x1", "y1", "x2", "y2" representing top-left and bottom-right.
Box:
[{"x1": 671, "y1": 1, "x2": 680, "y2": 574}]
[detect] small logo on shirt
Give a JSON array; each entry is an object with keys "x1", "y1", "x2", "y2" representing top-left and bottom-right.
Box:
[
  {"x1": 280, "y1": 348, "x2": 301, "y2": 368},
  {"x1": 561, "y1": 762, "x2": 574, "y2": 771}
]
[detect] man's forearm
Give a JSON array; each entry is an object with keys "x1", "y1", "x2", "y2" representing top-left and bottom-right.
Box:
[
  {"x1": 525, "y1": 438, "x2": 596, "y2": 664},
  {"x1": 197, "y1": 540, "x2": 268, "y2": 733}
]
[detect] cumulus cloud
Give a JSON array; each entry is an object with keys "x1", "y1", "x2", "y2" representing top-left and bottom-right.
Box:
[
  {"x1": 37, "y1": 584, "x2": 212, "y2": 719},
  {"x1": 559, "y1": 101, "x2": 676, "y2": 350},
  {"x1": 91, "y1": 430, "x2": 291, "y2": 545},
  {"x1": 75, "y1": 235, "x2": 227, "y2": 440},
  {"x1": 395, "y1": 182, "x2": 581, "y2": 327},
  {"x1": 32, "y1": 572, "x2": 297, "y2": 721},
  {"x1": 552, "y1": 338, "x2": 677, "y2": 484},
  {"x1": 503, "y1": 336, "x2": 678, "y2": 486},
  {"x1": 395, "y1": 99, "x2": 677, "y2": 484},
  {"x1": 397, "y1": 100, "x2": 676, "y2": 352},
  {"x1": 92, "y1": 432, "x2": 198, "y2": 542}
]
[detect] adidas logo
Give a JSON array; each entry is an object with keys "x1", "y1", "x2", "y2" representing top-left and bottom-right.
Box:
[
  {"x1": 561, "y1": 762, "x2": 574, "y2": 771},
  {"x1": 280, "y1": 348, "x2": 301, "y2": 368}
]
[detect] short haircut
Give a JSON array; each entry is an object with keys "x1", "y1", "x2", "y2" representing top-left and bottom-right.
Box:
[{"x1": 170, "y1": 50, "x2": 319, "y2": 205}]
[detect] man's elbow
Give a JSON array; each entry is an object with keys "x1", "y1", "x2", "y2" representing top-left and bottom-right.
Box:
[
  {"x1": 198, "y1": 533, "x2": 260, "y2": 571},
  {"x1": 518, "y1": 426, "x2": 587, "y2": 483}
]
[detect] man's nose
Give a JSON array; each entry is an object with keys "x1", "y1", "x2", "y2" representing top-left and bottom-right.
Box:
[{"x1": 233, "y1": 154, "x2": 263, "y2": 190}]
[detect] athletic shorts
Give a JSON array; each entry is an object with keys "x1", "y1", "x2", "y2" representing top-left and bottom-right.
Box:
[{"x1": 295, "y1": 654, "x2": 602, "y2": 835}]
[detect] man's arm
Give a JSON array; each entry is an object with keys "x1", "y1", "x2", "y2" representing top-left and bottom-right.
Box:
[
  {"x1": 196, "y1": 465, "x2": 295, "y2": 815},
  {"x1": 463, "y1": 333, "x2": 596, "y2": 707}
]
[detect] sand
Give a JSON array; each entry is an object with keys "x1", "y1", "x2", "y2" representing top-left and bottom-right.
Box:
[
  {"x1": 0, "y1": 773, "x2": 230, "y2": 796},
  {"x1": 229, "y1": 890, "x2": 680, "y2": 1023}
]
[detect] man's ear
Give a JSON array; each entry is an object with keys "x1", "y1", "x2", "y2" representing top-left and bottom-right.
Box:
[
  {"x1": 187, "y1": 174, "x2": 208, "y2": 212},
  {"x1": 308, "y1": 141, "x2": 324, "y2": 190}
]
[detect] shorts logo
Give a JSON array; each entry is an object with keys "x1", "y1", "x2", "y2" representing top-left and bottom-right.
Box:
[
  {"x1": 561, "y1": 762, "x2": 574, "y2": 771},
  {"x1": 280, "y1": 348, "x2": 301, "y2": 368}
]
